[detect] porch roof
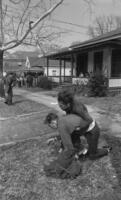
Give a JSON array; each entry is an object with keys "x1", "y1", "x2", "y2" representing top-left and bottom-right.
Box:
[{"x1": 45, "y1": 28, "x2": 121, "y2": 59}]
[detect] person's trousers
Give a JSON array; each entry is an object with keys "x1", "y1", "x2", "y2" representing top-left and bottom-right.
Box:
[{"x1": 84, "y1": 123, "x2": 108, "y2": 160}]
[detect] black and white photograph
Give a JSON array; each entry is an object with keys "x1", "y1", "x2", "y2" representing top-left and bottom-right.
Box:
[{"x1": 0, "y1": 0, "x2": 121, "y2": 199}]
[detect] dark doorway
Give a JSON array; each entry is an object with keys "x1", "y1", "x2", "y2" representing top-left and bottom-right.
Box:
[
  {"x1": 94, "y1": 51, "x2": 103, "y2": 74},
  {"x1": 76, "y1": 53, "x2": 88, "y2": 77}
]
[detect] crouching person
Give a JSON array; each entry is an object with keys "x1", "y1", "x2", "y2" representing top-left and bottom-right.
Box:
[
  {"x1": 57, "y1": 89, "x2": 112, "y2": 160},
  {"x1": 43, "y1": 112, "x2": 90, "y2": 179},
  {"x1": 44, "y1": 110, "x2": 111, "y2": 179},
  {"x1": 43, "y1": 90, "x2": 112, "y2": 179}
]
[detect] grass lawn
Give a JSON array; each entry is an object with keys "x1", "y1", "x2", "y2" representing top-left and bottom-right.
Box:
[
  {"x1": 0, "y1": 136, "x2": 120, "y2": 200},
  {"x1": 103, "y1": 134, "x2": 121, "y2": 188},
  {"x1": 0, "y1": 94, "x2": 54, "y2": 144},
  {"x1": 1, "y1": 90, "x2": 121, "y2": 199}
]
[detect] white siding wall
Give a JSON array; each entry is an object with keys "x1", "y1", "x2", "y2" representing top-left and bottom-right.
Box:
[
  {"x1": 109, "y1": 79, "x2": 121, "y2": 88},
  {"x1": 44, "y1": 66, "x2": 71, "y2": 76}
]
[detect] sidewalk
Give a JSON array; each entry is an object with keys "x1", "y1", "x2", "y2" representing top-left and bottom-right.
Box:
[{"x1": 14, "y1": 88, "x2": 101, "y2": 118}]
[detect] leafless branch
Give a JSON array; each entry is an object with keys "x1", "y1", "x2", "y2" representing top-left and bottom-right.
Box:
[
  {"x1": 4, "y1": 0, "x2": 64, "y2": 51},
  {"x1": 9, "y1": 0, "x2": 23, "y2": 4},
  {"x1": 16, "y1": 0, "x2": 31, "y2": 37},
  {"x1": 88, "y1": 14, "x2": 121, "y2": 38}
]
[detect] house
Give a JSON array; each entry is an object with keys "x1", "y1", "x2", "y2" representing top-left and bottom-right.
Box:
[
  {"x1": 44, "y1": 28, "x2": 121, "y2": 89},
  {"x1": 25, "y1": 56, "x2": 71, "y2": 82},
  {"x1": 3, "y1": 56, "x2": 71, "y2": 81},
  {"x1": 43, "y1": 58, "x2": 71, "y2": 83},
  {"x1": 24, "y1": 56, "x2": 44, "y2": 74},
  {"x1": 3, "y1": 58, "x2": 26, "y2": 73}
]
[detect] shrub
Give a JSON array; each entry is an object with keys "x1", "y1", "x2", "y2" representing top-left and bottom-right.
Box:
[
  {"x1": 73, "y1": 83, "x2": 88, "y2": 96},
  {"x1": 87, "y1": 73, "x2": 108, "y2": 97},
  {"x1": 37, "y1": 76, "x2": 53, "y2": 90}
]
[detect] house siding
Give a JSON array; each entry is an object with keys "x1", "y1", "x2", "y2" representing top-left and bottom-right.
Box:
[
  {"x1": 109, "y1": 78, "x2": 121, "y2": 87},
  {"x1": 44, "y1": 66, "x2": 71, "y2": 76}
]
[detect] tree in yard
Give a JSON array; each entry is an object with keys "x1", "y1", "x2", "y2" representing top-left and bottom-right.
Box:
[
  {"x1": 88, "y1": 15, "x2": 121, "y2": 38},
  {"x1": 0, "y1": 0, "x2": 94, "y2": 97},
  {"x1": 0, "y1": 0, "x2": 64, "y2": 96}
]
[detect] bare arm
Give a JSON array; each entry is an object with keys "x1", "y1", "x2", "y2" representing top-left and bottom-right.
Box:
[{"x1": 72, "y1": 95, "x2": 93, "y2": 127}]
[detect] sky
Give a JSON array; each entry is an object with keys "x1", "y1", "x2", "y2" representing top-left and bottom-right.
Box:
[
  {"x1": 9, "y1": 0, "x2": 121, "y2": 53},
  {"x1": 49, "y1": 0, "x2": 121, "y2": 47}
]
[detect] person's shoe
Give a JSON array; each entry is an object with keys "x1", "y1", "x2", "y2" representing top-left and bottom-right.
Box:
[
  {"x1": 78, "y1": 152, "x2": 88, "y2": 161},
  {"x1": 107, "y1": 147, "x2": 112, "y2": 152},
  {"x1": 103, "y1": 145, "x2": 112, "y2": 152}
]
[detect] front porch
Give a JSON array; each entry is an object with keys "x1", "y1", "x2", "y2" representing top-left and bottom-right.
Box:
[{"x1": 45, "y1": 31, "x2": 121, "y2": 90}]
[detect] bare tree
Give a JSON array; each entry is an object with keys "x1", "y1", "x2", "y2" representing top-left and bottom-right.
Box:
[
  {"x1": 0, "y1": 0, "x2": 65, "y2": 96},
  {"x1": 0, "y1": 0, "x2": 64, "y2": 74},
  {"x1": 0, "y1": 0, "x2": 94, "y2": 96},
  {"x1": 88, "y1": 15, "x2": 121, "y2": 38}
]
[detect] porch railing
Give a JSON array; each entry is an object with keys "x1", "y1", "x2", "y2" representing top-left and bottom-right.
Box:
[{"x1": 48, "y1": 76, "x2": 89, "y2": 85}]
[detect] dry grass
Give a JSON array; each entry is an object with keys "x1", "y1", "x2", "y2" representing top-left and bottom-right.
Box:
[
  {"x1": 0, "y1": 136, "x2": 119, "y2": 200},
  {"x1": 103, "y1": 134, "x2": 121, "y2": 188},
  {"x1": 0, "y1": 91, "x2": 121, "y2": 199}
]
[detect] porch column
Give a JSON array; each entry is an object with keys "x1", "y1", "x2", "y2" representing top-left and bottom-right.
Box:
[
  {"x1": 88, "y1": 51, "x2": 94, "y2": 73},
  {"x1": 59, "y1": 58, "x2": 62, "y2": 84},
  {"x1": 64, "y1": 60, "x2": 66, "y2": 81},
  {"x1": 47, "y1": 57, "x2": 49, "y2": 77},
  {"x1": 73, "y1": 54, "x2": 76, "y2": 76},
  {"x1": 103, "y1": 48, "x2": 112, "y2": 78},
  {"x1": 71, "y1": 54, "x2": 74, "y2": 82}
]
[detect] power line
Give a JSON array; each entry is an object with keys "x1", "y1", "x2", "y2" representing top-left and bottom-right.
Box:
[
  {"x1": 52, "y1": 19, "x2": 89, "y2": 29},
  {"x1": 48, "y1": 25, "x2": 86, "y2": 35}
]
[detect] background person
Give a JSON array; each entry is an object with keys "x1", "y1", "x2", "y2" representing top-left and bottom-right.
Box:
[{"x1": 4, "y1": 73, "x2": 16, "y2": 105}]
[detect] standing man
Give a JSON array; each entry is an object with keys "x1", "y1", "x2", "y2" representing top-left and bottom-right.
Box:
[{"x1": 4, "y1": 73, "x2": 16, "y2": 105}]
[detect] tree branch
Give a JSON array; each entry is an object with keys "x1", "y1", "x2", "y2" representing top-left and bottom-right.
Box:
[{"x1": 3, "y1": 0, "x2": 64, "y2": 51}]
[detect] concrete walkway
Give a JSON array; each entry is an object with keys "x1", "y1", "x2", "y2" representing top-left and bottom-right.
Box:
[
  {"x1": 14, "y1": 88, "x2": 100, "y2": 117},
  {"x1": 14, "y1": 88, "x2": 121, "y2": 138},
  {"x1": 14, "y1": 88, "x2": 63, "y2": 113}
]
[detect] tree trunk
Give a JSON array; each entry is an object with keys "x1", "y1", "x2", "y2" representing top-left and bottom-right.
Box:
[{"x1": 0, "y1": 50, "x2": 4, "y2": 97}]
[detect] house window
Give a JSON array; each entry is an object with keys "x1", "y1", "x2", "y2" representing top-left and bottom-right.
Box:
[
  {"x1": 111, "y1": 49, "x2": 121, "y2": 78},
  {"x1": 52, "y1": 70, "x2": 56, "y2": 76}
]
